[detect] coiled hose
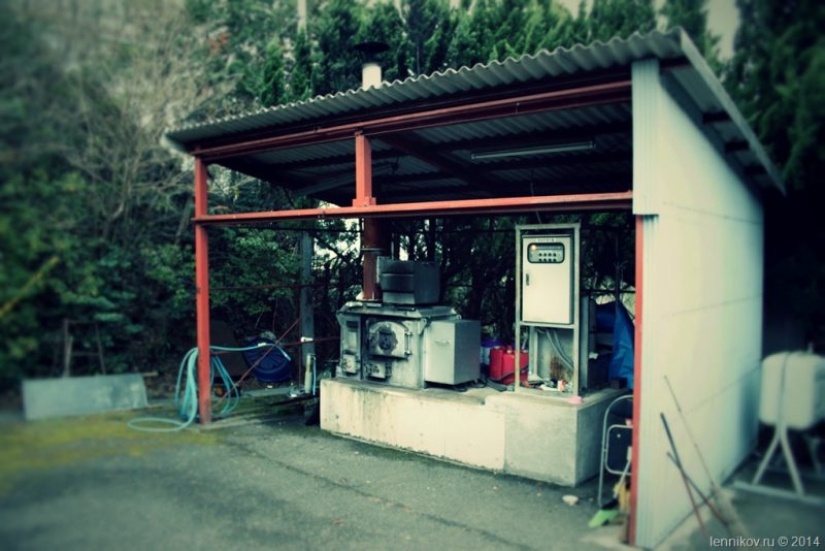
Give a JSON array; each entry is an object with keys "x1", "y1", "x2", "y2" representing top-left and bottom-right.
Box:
[{"x1": 127, "y1": 342, "x2": 278, "y2": 432}]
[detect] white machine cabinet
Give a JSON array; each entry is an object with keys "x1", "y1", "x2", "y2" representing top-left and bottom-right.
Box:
[{"x1": 424, "y1": 319, "x2": 481, "y2": 385}]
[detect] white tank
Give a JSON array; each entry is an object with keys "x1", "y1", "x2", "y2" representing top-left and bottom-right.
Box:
[{"x1": 759, "y1": 351, "x2": 825, "y2": 430}]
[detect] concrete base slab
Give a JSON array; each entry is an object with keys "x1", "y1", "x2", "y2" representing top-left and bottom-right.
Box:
[
  {"x1": 321, "y1": 378, "x2": 624, "y2": 486},
  {"x1": 22, "y1": 374, "x2": 148, "y2": 421}
]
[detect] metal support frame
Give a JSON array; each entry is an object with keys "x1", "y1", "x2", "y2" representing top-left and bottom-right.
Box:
[
  {"x1": 189, "y1": 76, "x2": 636, "y2": 424},
  {"x1": 193, "y1": 191, "x2": 632, "y2": 226}
]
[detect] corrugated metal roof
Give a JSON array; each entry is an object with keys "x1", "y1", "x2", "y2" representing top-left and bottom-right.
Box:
[
  {"x1": 165, "y1": 28, "x2": 784, "y2": 201},
  {"x1": 167, "y1": 30, "x2": 683, "y2": 145}
]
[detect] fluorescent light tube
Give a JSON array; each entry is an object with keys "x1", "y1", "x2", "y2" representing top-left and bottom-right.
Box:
[{"x1": 471, "y1": 140, "x2": 595, "y2": 161}]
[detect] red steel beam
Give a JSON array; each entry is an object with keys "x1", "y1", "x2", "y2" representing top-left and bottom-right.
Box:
[
  {"x1": 194, "y1": 157, "x2": 212, "y2": 425},
  {"x1": 191, "y1": 191, "x2": 632, "y2": 226},
  {"x1": 195, "y1": 80, "x2": 632, "y2": 162}
]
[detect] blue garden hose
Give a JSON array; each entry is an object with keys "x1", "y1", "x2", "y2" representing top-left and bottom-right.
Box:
[{"x1": 127, "y1": 342, "x2": 277, "y2": 433}]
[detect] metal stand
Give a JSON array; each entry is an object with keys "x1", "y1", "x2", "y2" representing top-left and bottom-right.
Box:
[{"x1": 733, "y1": 425, "x2": 825, "y2": 507}]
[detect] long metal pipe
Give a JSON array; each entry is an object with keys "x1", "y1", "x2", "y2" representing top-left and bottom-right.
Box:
[
  {"x1": 194, "y1": 157, "x2": 212, "y2": 425},
  {"x1": 361, "y1": 219, "x2": 382, "y2": 301},
  {"x1": 194, "y1": 80, "x2": 632, "y2": 162},
  {"x1": 192, "y1": 191, "x2": 633, "y2": 226}
]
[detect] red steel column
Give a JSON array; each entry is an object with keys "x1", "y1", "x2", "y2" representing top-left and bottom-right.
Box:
[
  {"x1": 194, "y1": 157, "x2": 212, "y2": 425},
  {"x1": 354, "y1": 132, "x2": 375, "y2": 208},
  {"x1": 629, "y1": 215, "x2": 643, "y2": 546},
  {"x1": 354, "y1": 132, "x2": 386, "y2": 301}
]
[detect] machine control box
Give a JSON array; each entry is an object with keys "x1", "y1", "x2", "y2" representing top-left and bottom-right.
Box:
[{"x1": 527, "y1": 242, "x2": 565, "y2": 264}]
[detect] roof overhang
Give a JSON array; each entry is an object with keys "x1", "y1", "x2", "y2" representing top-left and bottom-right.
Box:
[{"x1": 165, "y1": 28, "x2": 784, "y2": 222}]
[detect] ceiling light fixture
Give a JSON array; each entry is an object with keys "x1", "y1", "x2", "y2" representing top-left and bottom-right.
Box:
[{"x1": 470, "y1": 140, "x2": 595, "y2": 161}]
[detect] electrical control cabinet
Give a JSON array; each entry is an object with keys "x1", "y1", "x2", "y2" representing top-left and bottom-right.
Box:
[
  {"x1": 515, "y1": 224, "x2": 582, "y2": 396},
  {"x1": 521, "y1": 235, "x2": 574, "y2": 325}
]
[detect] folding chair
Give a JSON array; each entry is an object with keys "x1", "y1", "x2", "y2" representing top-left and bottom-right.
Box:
[{"x1": 598, "y1": 393, "x2": 633, "y2": 508}]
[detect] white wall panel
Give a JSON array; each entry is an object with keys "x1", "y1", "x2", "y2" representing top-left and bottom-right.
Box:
[{"x1": 632, "y1": 60, "x2": 763, "y2": 549}]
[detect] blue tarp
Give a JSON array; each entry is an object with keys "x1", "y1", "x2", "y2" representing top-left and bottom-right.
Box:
[{"x1": 595, "y1": 301, "x2": 635, "y2": 389}]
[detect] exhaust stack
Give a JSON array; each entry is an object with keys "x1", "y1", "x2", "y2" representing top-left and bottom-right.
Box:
[
  {"x1": 353, "y1": 41, "x2": 390, "y2": 301},
  {"x1": 355, "y1": 41, "x2": 389, "y2": 90}
]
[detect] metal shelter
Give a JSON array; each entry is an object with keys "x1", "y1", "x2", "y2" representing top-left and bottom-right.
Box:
[{"x1": 165, "y1": 29, "x2": 784, "y2": 548}]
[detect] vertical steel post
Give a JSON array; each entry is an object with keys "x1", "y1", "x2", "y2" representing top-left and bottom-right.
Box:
[
  {"x1": 628, "y1": 215, "x2": 643, "y2": 546},
  {"x1": 354, "y1": 132, "x2": 385, "y2": 301},
  {"x1": 353, "y1": 132, "x2": 374, "y2": 207},
  {"x1": 194, "y1": 157, "x2": 212, "y2": 425},
  {"x1": 300, "y1": 231, "x2": 316, "y2": 391}
]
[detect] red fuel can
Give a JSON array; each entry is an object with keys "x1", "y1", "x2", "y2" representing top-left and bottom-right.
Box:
[{"x1": 489, "y1": 346, "x2": 529, "y2": 384}]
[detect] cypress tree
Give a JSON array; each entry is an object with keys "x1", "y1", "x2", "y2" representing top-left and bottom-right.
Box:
[{"x1": 659, "y1": 0, "x2": 722, "y2": 73}]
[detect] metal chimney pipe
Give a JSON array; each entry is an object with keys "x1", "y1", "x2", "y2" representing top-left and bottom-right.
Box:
[
  {"x1": 354, "y1": 41, "x2": 390, "y2": 301},
  {"x1": 355, "y1": 41, "x2": 389, "y2": 90},
  {"x1": 362, "y1": 61, "x2": 382, "y2": 89}
]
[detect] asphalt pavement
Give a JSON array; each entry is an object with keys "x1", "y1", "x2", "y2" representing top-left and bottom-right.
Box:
[
  {"x1": 0, "y1": 409, "x2": 624, "y2": 551},
  {"x1": 0, "y1": 406, "x2": 822, "y2": 551}
]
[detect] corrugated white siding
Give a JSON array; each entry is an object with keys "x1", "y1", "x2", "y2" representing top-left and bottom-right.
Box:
[{"x1": 632, "y1": 60, "x2": 763, "y2": 549}]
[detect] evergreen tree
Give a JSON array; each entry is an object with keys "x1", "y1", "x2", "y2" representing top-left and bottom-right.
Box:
[
  {"x1": 184, "y1": 0, "x2": 295, "y2": 114},
  {"x1": 490, "y1": 0, "x2": 527, "y2": 60},
  {"x1": 287, "y1": 30, "x2": 313, "y2": 101},
  {"x1": 725, "y1": 0, "x2": 825, "y2": 348},
  {"x1": 565, "y1": 0, "x2": 592, "y2": 46},
  {"x1": 727, "y1": 0, "x2": 825, "y2": 188},
  {"x1": 259, "y1": 37, "x2": 287, "y2": 107},
  {"x1": 586, "y1": 0, "x2": 656, "y2": 42},
  {"x1": 311, "y1": 0, "x2": 364, "y2": 95},
  {"x1": 359, "y1": 1, "x2": 409, "y2": 83},
  {"x1": 402, "y1": 0, "x2": 453, "y2": 75},
  {"x1": 659, "y1": 0, "x2": 722, "y2": 73},
  {"x1": 445, "y1": 0, "x2": 498, "y2": 67},
  {"x1": 289, "y1": 29, "x2": 314, "y2": 101},
  {"x1": 522, "y1": 0, "x2": 581, "y2": 54}
]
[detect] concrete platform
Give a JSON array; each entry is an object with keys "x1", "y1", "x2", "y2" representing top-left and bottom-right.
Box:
[{"x1": 320, "y1": 378, "x2": 626, "y2": 486}]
